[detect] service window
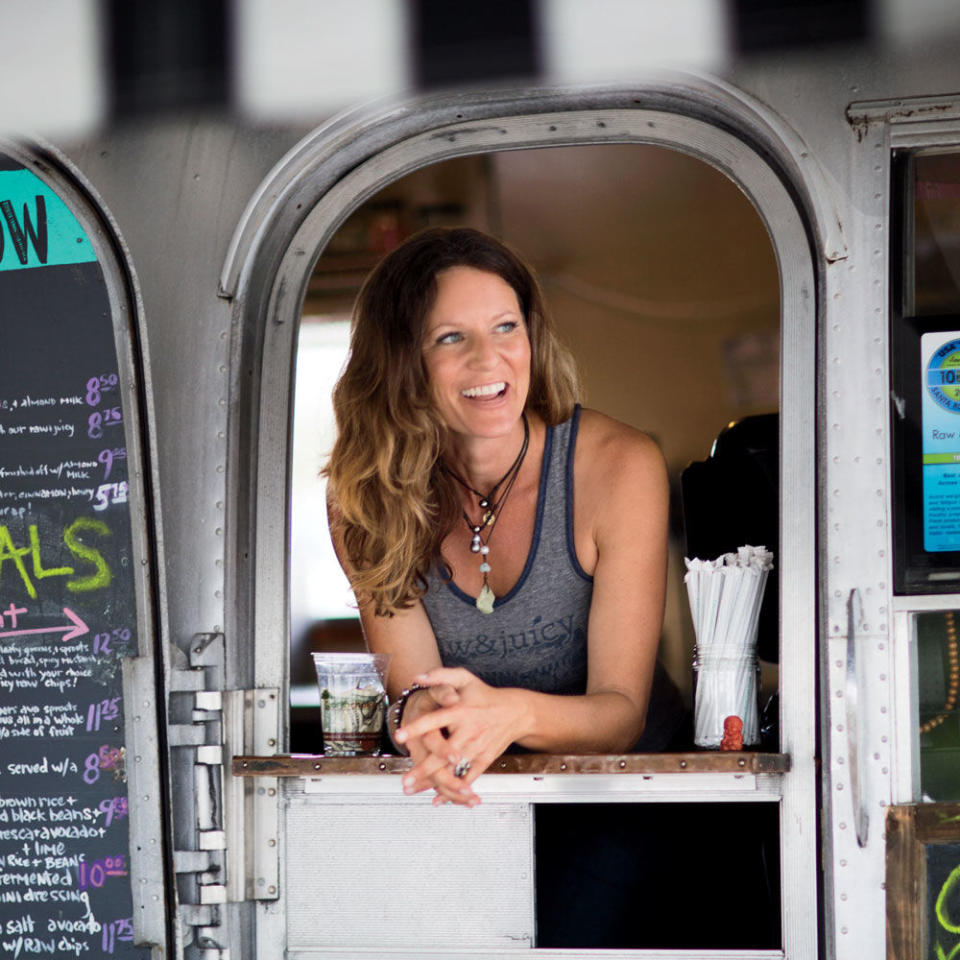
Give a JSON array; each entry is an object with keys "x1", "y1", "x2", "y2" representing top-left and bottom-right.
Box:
[
  {"x1": 286, "y1": 143, "x2": 788, "y2": 952},
  {"x1": 236, "y1": 103, "x2": 817, "y2": 960}
]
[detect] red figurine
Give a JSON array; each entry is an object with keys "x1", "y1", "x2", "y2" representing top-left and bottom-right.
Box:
[{"x1": 720, "y1": 715, "x2": 744, "y2": 751}]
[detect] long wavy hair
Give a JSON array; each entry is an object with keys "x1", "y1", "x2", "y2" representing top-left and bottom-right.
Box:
[{"x1": 326, "y1": 227, "x2": 580, "y2": 615}]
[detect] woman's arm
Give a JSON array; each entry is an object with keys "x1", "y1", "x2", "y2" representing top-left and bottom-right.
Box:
[{"x1": 328, "y1": 503, "x2": 482, "y2": 805}]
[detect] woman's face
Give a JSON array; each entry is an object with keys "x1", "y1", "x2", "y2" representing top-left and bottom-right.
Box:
[{"x1": 421, "y1": 265, "x2": 531, "y2": 443}]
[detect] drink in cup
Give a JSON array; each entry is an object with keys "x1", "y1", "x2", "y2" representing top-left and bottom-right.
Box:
[{"x1": 311, "y1": 653, "x2": 391, "y2": 756}]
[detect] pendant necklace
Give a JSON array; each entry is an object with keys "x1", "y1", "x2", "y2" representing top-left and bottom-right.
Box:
[{"x1": 443, "y1": 413, "x2": 529, "y2": 614}]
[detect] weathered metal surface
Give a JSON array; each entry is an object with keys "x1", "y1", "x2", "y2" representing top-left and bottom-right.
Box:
[{"x1": 232, "y1": 751, "x2": 790, "y2": 777}]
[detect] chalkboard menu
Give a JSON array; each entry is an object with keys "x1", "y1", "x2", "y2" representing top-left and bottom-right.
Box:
[
  {"x1": 887, "y1": 802, "x2": 960, "y2": 960},
  {"x1": 0, "y1": 154, "x2": 152, "y2": 957}
]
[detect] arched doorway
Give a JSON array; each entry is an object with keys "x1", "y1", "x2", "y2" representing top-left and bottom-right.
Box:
[{"x1": 223, "y1": 81, "x2": 827, "y2": 957}]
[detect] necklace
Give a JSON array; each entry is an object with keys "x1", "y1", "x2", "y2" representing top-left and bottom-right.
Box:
[
  {"x1": 443, "y1": 413, "x2": 530, "y2": 614},
  {"x1": 920, "y1": 610, "x2": 959, "y2": 734},
  {"x1": 444, "y1": 412, "x2": 529, "y2": 516}
]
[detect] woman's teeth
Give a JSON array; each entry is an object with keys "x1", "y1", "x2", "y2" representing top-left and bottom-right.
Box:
[{"x1": 461, "y1": 382, "x2": 506, "y2": 398}]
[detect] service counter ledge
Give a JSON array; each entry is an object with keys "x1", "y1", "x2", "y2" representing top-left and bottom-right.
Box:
[{"x1": 233, "y1": 751, "x2": 789, "y2": 802}]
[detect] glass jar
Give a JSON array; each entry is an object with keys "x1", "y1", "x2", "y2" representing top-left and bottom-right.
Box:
[{"x1": 692, "y1": 645, "x2": 760, "y2": 748}]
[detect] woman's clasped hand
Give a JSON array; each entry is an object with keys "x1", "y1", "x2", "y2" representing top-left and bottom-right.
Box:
[{"x1": 396, "y1": 667, "x2": 526, "y2": 806}]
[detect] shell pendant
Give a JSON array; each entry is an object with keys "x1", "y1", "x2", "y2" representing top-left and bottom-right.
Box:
[{"x1": 476, "y1": 583, "x2": 495, "y2": 614}]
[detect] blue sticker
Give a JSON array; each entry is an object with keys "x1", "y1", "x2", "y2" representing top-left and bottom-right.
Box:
[
  {"x1": 0, "y1": 168, "x2": 97, "y2": 271},
  {"x1": 922, "y1": 332, "x2": 960, "y2": 552}
]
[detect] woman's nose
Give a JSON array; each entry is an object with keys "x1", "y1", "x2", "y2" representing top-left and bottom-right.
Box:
[{"x1": 467, "y1": 334, "x2": 497, "y2": 367}]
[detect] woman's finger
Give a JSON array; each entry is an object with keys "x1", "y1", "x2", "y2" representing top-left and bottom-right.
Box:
[
  {"x1": 413, "y1": 666, "x2": 476, "y2": 690},
  {"x1": 402, "y1": 751, "x2": 448, "y2": 794},
  {"x1": 395, "y1": 705, "x2": 461, "y2": 745}
]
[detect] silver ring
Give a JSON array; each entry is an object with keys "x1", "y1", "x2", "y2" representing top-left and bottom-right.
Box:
[{"x1": 453, "y1": 758, "x2": 471, "y2": 778}]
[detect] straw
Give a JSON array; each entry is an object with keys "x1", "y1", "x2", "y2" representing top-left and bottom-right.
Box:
[{"x1": 683, "y1": 545, "x2": 773, "y2": 747}]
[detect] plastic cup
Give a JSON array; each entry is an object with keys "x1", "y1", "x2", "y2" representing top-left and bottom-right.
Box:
[{"x1": 311, "y1": 652, "x2": 391, "y2": 756}]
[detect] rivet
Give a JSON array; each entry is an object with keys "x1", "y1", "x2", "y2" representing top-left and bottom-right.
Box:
[
  {"x1": 242, "y1": 761, "x2": 248, "y2": 769},
  {"x1": 379, "y1": 762, "x2": 387, "y2": 771},
  {"x1": 618, "y1": 759, "x2": 626, "y2": 769},
  {"x1": 268, "y1": 738, "x2": 277, "y2": 747},
  {"x1": 559, "y1": 763, "x2": 567, "y2": 771},
  {"x1": 314, "y1": 762, "x2": 321, "y2": 770},
  {"x1": 737, "y1": 758, "x2": 746, "y2": 768},
  {"x1": 268, "y1": 839, "x2": 276, "y2": 847},
  {"x1": 268, "y1": 885, "x2": 277, "y2": 895},
  {"x1": 679, "y1": 760, "x2": 688, "y2": 769},
  {"x1": 268, "y1": 788, "x2": 276, "y2": 797}
]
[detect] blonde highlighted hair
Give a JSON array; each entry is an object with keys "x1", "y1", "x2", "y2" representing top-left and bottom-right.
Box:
[{"x1": 326, "y1": 227, "x2": 579, "y2": 615}]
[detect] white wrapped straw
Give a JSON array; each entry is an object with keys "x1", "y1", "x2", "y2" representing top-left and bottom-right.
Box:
[{"x1": 684, "y1": 545, "x2": 773, "y2": 747}]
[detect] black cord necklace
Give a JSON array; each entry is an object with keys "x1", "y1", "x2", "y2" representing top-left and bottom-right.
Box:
[
  {"x1": 443, "y1": 412, "x2": 530, "y2": 613},
  {"x1": 444, "y1": 412, "x2": 529, "y2": 514}
]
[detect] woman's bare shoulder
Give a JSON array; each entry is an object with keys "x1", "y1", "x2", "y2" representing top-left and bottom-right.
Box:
[
  {"x1": 575, "y1": 407, "x2": 666, "y2": 477},
  {"x1": 574, "y1": 408, "x2": 668, "y2": 544}
]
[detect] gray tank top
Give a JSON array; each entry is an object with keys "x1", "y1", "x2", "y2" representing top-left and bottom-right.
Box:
[
  {"x1": 421, "y1": 406, "x2": 591, "y2": 695},
  {"x1": 421, "y1": 405, "x2": 689, "y2": 750}
]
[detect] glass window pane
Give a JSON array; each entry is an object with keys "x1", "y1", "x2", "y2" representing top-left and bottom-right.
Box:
[
  {"x1": 916, "y1": 609, "x2": 960, "y2": 800},
  {"x1": 915, "y1": 153, "x2": 960, "y2": 315}
]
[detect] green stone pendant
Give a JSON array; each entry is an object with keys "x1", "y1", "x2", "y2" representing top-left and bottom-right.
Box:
[{"x1": 476, "y1": 583, "x2": 495, "y2": 614}]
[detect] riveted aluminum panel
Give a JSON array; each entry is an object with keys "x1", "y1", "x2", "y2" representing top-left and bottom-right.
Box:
[{"x1": 285, "y1": 792, "x2": 533, "y2": 950}]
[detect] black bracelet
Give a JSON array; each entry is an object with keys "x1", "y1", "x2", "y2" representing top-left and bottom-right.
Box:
[{"x1": 392, "y1": 683, "x2": 428, "y2": 730}]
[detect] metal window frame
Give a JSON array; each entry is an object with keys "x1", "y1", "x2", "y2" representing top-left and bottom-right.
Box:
[{"x1": 221, "y1": 79, "x2": 827, "y2": 959}]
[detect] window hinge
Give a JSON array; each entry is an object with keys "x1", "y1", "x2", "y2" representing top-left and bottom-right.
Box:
[{"x1": 168, "y1": 632, "x2": 279, "y2": 958}]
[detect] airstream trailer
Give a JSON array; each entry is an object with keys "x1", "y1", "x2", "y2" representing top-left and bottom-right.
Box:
[{"x1": 2, "y1": 4, "x2": 960, "y2": 958}]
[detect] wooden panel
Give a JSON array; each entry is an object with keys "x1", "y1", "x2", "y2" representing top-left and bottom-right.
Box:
[{"x1": 886, "y1": 802, "x2": 960, "y2": 960}]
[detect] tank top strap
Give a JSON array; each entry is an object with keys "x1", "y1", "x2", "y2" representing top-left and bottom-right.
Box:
[{"x1": 534, "y1": 404, "x2": 591, "y2": 584}]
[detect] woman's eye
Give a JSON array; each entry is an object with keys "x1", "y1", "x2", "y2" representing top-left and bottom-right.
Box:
[
  {"x1": 496, "y1": 320, "x2": 518, "y2": 334},
  {"x1": 436, "y1": 331, "x2": 462, "y2": 345}
]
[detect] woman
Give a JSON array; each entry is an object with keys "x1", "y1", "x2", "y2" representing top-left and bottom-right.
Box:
[{"x1": 327, "y1": 226, "x2": 680, "y2": 809}]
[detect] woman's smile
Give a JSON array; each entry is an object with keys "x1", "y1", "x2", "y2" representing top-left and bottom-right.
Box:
[{"x1": 461, "y1": 380, "x2": 507, "y2": 399}]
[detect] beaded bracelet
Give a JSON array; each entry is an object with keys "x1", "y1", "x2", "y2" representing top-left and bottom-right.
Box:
[{"x1": 387, "y1": 683, "x2": 428, "y2": 754}]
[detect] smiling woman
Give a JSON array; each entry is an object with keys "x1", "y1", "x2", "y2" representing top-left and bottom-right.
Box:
[
  {"x1": 321, "y1": 226, "x2": 687, "y2": 945},
  {"x1": 325, "y1": 224, "x2": 680, "y2": 780}
]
